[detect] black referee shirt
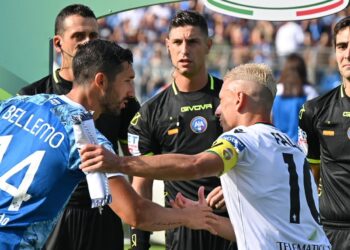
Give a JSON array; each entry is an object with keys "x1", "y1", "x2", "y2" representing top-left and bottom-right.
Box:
[
  {"x1": 128, "y1": 75, "x2": 228, "y2": 216},
  {"x1": 299, "y1": 84, "x2": 350, "y2": 225}
]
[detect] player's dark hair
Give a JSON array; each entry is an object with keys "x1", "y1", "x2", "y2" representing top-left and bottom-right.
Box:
[
  {"x1": 169, "y1": 10, "x2": 208, "y2": 37},
  {"x1": 55, "y1": 4, "x2": 96, "y2": 35},
  {"x1": 73, "y1": 39, "x2": 133, "y2": 85},
  {"x1": 333, "y1": 16, "x2": 350, "y2": 47}
]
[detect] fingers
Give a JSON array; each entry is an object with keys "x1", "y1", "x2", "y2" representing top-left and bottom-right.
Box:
[
  {"x1": 170, "y1": 200, "x2": 181, "y2": 209},
  {"x1": 195, "y1": 209, "x2": 219, "y2": 235},
  {"x1": 79, "y1": 144, "x2": 108, "y2": 172},
  {"x1": 206, "y1": 186, "x2": 221, "y2": 204},
  {"x1": 79, "y1": 156, "x2": 103, "y2": 172},
  {"x1": 206, "y1": 186, "x2": 225, "y2": 210},
  {"x1": 213, "y1": 199, "x2": 226, "y2": 210},
  {"x1": 80, "y1": 144, "x2": 99, "y2": 154},
  {"x1": 175, "y1": 193, "x2": 186, "y2": 208}
]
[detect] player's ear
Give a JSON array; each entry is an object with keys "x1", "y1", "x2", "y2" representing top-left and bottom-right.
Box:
[
  {"x1": 206, "y1": 38, "x2": 212, "y2": 54},
  {"x1": 165, "y1": 37, "x2": 171, "y2": 53},
  {"x1": 53, "y1": 36, "x2": 62, "y2": 53},
  {"x1": 94, "y1": 73, "x2": 107, "y2": 90},
  {"x1": 236, "y1": 92, "x2": 246, "y2": 112}
]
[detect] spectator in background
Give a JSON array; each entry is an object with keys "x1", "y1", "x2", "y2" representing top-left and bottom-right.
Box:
[
  {"x1": 250, "y1": 26, "x2": 273, "y2": 66},
  {"x1": 18, "y1": 4, "x2": 140, "y2": 250},
  {"x1": 275, "y1": 21, "x2": 305, "y2": 62},
  {"x1": 272, "y1": 53, "x2": 318, "y2": 142},
  {"x1": 319, "y1": 53, "x2": 341, "y2": 94},
  {"x1": 227, "y1": 19, "x2": 251, "y2": 65}
]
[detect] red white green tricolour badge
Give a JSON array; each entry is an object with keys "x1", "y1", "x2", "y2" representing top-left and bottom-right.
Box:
[{"x1": 204, "y1": 0, "x2": 349, "y2": 20}]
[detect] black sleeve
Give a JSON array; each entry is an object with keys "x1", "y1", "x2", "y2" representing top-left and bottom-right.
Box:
[
  {"x1": 18, "y1": 83, "x2": 38, "y2": 95},
  {"x1": 118, "y1": 97, "x2": 140, "y2": 144},
  {"x1": 17, "y1": 76, "x2": 50, "y2": 95},
  {"x1": 298, "y1": 102, "x2": 320, "y2": 162},
  {"x1": 95, "y1": 114, "x2": 120, "y2": 152},
  {"x1": 127, "y1": 104, "x2": 157, "y2": 156}
]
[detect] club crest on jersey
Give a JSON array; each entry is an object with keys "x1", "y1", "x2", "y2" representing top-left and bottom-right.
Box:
[{"x1": 190, "y1": 116, "x2": 207, "y2": 134}]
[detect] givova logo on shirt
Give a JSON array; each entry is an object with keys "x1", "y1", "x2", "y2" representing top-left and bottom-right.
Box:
[{"x1": 203, "y1": 0, "x2": 349, "y2": 21}]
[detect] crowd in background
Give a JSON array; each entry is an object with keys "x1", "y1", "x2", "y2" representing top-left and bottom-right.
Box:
[{"x1": 92, "y1": 1, "x2": 348, "y2": 101}]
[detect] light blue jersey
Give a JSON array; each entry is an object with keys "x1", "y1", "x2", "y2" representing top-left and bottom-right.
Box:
[{"x1": 0, "y1": 94, "x2": 111, "y2": 249}]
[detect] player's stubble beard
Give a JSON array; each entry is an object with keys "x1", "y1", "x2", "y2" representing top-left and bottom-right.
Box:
[{"x1": 99, "y1": 87, "x2": 122, "y2": 116}]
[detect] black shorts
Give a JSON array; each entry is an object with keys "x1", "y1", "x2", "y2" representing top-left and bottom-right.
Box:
[
  {"x1": 165, "y1": 226, "x2": 237, "y2": 250},
  {"x1": 323, "y1": 224, "x2": 350, "y2": 250},
  {"x1": 43, "y1": 205, "x2": 123, "y2": 250}
]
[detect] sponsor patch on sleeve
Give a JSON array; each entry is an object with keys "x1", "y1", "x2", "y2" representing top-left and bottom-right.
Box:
[
  {"x1": 128, "y1": 133, "x2": 140, "y2": 156},
  {"x1": 221, "y1": 135, "x2": 246, "y2": 152}
]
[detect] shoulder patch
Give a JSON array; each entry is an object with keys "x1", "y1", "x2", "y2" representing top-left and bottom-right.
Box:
[{"x1": 128, "y1": 133, "x2": 140, "y2": 156}]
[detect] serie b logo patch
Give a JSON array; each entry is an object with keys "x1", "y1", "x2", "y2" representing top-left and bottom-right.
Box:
[{"x1": 203, "y1": 0, "x2": 349, "y2": 21}]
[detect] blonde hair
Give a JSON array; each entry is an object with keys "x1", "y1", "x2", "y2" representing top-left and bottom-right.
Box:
[{"x1": 224, "y1": 63, "x2": 276, "y2": 98}]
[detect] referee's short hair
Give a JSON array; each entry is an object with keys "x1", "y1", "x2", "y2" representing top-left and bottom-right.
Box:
[
  {"x1": 55, "y1": 4, "x2": 96, "y2": 35},
  {"x1": 169, "y1": 10, "x2": 208, "y2": 37}
]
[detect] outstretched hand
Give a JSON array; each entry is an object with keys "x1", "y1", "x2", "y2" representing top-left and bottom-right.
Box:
[
  {"x1": 171, "y1": 186, "x2": 207, "y2": 209},
  {"x1": 79, "y1": 144, "x2": 119, "y2": 173},
  {"x1": 171, "y1": 186, "x2": 219, "y2": 235}
]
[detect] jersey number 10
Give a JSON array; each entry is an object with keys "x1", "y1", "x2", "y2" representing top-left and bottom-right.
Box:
[{"x1": 283, "y1": 153, "x2": 320, "y2": 225}]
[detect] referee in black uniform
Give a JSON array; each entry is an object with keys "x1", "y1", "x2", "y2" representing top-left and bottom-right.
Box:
[
  {"x1": 18, "y1": 5, "x2": 139, "y2": 250},
  {"x1": 298, "y1": 16, "x2": 350, "y2": 250},
  {"x1": 128, "y1": 10, "x2": 236, "y2": 250}
]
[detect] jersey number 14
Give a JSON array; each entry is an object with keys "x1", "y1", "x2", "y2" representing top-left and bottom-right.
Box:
[{"x1": 0, "y1": 135, "x2": 45, "y2": 211}]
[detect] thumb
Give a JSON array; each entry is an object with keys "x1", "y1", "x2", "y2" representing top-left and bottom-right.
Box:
[{"x1": 198, "y1": 186, "x2": 206, "y2": 205}]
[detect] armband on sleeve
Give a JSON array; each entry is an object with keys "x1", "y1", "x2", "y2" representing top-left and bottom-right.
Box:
[
  {"x1": 130, "y1": 228, "x2": 151, "y2": 250},
  {"x1": 206, "y1": 138, "x2": 238, "y2": 175}
]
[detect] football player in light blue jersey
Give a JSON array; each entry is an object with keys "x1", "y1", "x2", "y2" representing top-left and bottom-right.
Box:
[{"x1": 0, "y1": 40, "x2": 216, "y2": 249}]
